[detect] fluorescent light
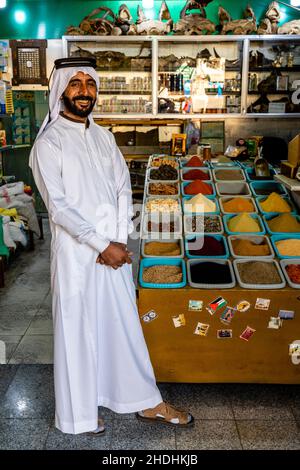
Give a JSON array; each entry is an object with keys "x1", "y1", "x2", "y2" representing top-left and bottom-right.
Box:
[
  {"x1": 14, "y1": 10, "x2": 26, "y2": 24},
  {"x1": 291, "y1": 0, "x2": 300, "y2": 6},
  {"x1": 142, "y1": 0, "x2": 154, "y2": 9},
  {"x1": 0, "y1": 0, "x2": 7, "y2": 9}
]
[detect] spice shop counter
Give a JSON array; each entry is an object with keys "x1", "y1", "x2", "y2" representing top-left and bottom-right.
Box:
[{"x1": 137, "y1": 285, "x2": 300, "y2": 384}]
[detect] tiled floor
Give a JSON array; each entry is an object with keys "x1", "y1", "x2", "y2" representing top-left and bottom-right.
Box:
[{"x1": 0, "y1": 218, "x2": 299, "y2": 450}]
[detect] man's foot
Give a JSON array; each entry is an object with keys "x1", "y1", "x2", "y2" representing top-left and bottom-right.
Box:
[
  {"x1": 136, "y1": 401, "x2": 194, "y2": 428},
  {"x1": 86, "y1": 418, "x2": 105, "y2": 436}
]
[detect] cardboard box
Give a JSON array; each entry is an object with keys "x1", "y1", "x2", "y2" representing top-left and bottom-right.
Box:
[
  {"x1": 288, "y1": 134, "x2": 300, "y2": 166},
  {"x1": 281, "y1": 160, "x2": 299, "y2": 179}
]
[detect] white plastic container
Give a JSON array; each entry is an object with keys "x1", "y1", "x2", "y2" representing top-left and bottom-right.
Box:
[
  {"x1": 280, "y1": 259, "x2": 300, "y2": 289},
  {"x1": 228, "y1": 235, "x2": 275, "y2": 259},
  {"x1": 187, "y1": 259, "x2": 236, "y2": 289},
  {"x1": 141, "y1": 238, "x2": 184, "y2": 259},
  {"x1": 146, "y1": 181, "x2": 180, "y2": 198},
  {"x1": 219, "y1": 196, "x2": 258, "y2": 214},
  {"x1": 213, "y1": 168, "x2": 246, "y2": 183},
  {"x1": 216, "y1": 181, "x2": 251, "y2": 196},
  {"x1": 233, "y1": 258, "x2": 286, "y2": 289}
]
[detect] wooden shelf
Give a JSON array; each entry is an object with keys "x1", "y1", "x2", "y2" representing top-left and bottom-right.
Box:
[
  {"x1": 98, "y1": 91, "x2": 151, "y2": 95},
  {"x1": 249, "y1": 66, "x2": 300, "y2": 72},
  {"x1": 248, "y1": 90, "x2": 294, "y2": 95}
]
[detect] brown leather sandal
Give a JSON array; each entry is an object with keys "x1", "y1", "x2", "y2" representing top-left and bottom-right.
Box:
[
  {"x1": 136, "y1": 401, "x2": 194, "y2": 428},
  {"x1": 86, "y1": 417, "x2": 105, "y2": 436}
]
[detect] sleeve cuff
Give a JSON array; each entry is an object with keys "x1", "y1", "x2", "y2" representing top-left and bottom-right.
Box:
[{"x1": 88, "y1": 233, "x2": 110, "y2": 254}]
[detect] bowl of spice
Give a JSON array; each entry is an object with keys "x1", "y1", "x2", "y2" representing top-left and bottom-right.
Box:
[
  {"x1": 141, "y1": 239, "x2": 184, "y2": 258},
  {"x1": 183, "y1": 195, "x2": 220, "y2": 214},
  {"x1": 143, "y1": 213, "x2": 182, "y2": 239},
  {"x1": 184, "y1": 214, "x2": 224, "y2": 236},
  {"x1": 216, "y1": 182, "x2": 251, "y2": 197},
  {"x1": 181, "y1": 168, "x2": 212, "y2": 182},
  {"x1": 187, "y1": 259, "x2": 236, "y2": 289},
  {"x1": 256, "y1": 193, "x2": 297, "y2": 215},
  {"x1": 185, "y1": 235, "x2": 229, "y2": 259},
  {"x1": 228, "y1": 235, "x2": 274, "y2": 259},
  {"x1": 145, "y1": 196, "x2": 181, "y2": 214},
  {"x1": 280, "y1": 259, "x2": 300, "y2": 288},
  {"x1": 149, "y1": 156, "x2": 179, "y2": 169},
  {"x1": 148, "y1": 165, "x2": 179, "y2": 182},
  {"x1": 213, "y1": 169, "x2": 246, "y2": 182},
  {"x1": 181, "y1": 181, "x2": 215, "y2": 197},
  {"x1": 147, "y1": 182, "x2": 180, "y2": 197},
  {"x1": 250, "y1": 181, "x2": 287, "y2": 197},
  {"x1": 180, "y1": 155, "x2": 207, "y2": 168},
  {"x1": 271, "y1": 235, "x2": 300, "y2": 259},
  {"x1": 233, "y1": 259, "x2": 286, "y2": 289},
  {"x1": 224, "y1": 213, "x2": 265, "y2": 235},
  {"x1": 245, "y1": 167, "x2": 277, "y2": 182},
  {"x1": 139, "y1": 258, "x2": 187, "y2": 288},
  {"x1": 264, "y1": 213, "x2": 300, "y2": 235},
  {"x1": 219, "y1": 196, "x2": 258, "y2": 214}
]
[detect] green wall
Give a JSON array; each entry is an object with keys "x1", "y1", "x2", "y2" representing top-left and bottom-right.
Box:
[{"x1": 0, "y1": 0, "x2": 299, "y2": 39}]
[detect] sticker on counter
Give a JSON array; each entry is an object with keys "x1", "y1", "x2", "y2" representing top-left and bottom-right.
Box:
[
  {"x1": 172, "y1": 314, "x2": 186, "y2": 328},
  {"x1": 289, "y1": 343, "x2": 300, "y2": 356},
  {"x1": 255, "y1": 298, "x2": 270, "y2": 310},
  {"x1": 268, "y1": 317, "x2": 283, "y2": 329},
  {"x1": 188, "y1": 300, "x2": 203, "y2": 312},
  {"x1": 279, "y1": 310, "x2": 295, "y2": 320},
  {"x1": 240, "y1": 326, "x2": 256, "y2": 341},
  {"x1": 206, "y1": 296, "x2": 227, "y2": 316},
  {"x1": 141, "y1": 310, "x2": 158, "y2": 323},
  {"x1": 194, "y1": 322, "x2": 210, "y2": 337},
  {"x1": 235, "y1": 300, "x2": 251, "y2": 313},
  {"x1": 220, "y1": 306, "x2": 236, "y2": 325},
  {"x1": 217, "y1": 329, "x2": 232, "y2": 339}
]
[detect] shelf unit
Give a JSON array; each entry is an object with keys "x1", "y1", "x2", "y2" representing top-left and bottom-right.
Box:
[{"x1": 62, "y1": 35, "x2": 300, "y2": 120}]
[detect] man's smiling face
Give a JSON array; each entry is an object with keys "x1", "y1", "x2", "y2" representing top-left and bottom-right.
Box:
[{"x1": 62, "y1": 71, "x2": 97, "y2": 119}]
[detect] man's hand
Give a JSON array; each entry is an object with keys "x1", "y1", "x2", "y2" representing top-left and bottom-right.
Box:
[{"x1": 96, "y1": 242, "x2": 133, "y2": 270}]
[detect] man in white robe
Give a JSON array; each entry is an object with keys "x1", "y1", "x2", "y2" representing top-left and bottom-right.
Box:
[{"x1": 29, "y1": 57, "x2": 193, "y2": 435}]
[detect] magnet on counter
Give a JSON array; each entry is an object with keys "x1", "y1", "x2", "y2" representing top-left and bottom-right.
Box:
[
  {"x1": 235, "y1": 300, "x2": 251, "y2": 313},
  {"x1": 289, "y1": 343, "x2": 300, "y2": 356},
  {"x1": 255, "y1": 298, "x2": 271, "y2": 311},
  {"x1": 279, "y1": 310, "x2": 295, "y2": 320},
  {"x1": 172, "y1": 313, "x2": 186, "y2": 328},
  {"x1": 188, "y1": 300, "x2": 203, "y2": 312},
  {"x1": 206, "y1": 296, "x2": 227, "y2": 316},
  {"x1": 268, "y1": 317, "x2": 283, "y2": 329},
  {"x1": 217, "y1": 329, "x2": 232, "y2": 339},
  {"x1": 240, "y1": 326, "x2": 256, "y2": 341},
  {"x1": 194, "y1": 322, "x2": 210, "y2": 337},
  {"x1": 220, "y1": 306, "x2": 236, "y2": 325},
  {"x1": 141, "y1": 310, "x2": 159, "y2": 323}
]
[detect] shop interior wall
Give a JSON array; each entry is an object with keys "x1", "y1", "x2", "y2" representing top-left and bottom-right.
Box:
[{"x1": 0, "y1": 0, "x2": 299, "y2": 40}]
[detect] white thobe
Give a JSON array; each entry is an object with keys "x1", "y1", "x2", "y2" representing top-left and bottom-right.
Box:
[{"x1": 29, "y1": 115, "x2": 162, "y2": 434}]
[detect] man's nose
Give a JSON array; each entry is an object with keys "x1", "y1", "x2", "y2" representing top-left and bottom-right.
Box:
[{"x1": 79, "y1": 82, "x2": 89, "y2": 94}]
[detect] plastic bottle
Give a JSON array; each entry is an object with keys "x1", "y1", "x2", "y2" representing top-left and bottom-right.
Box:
[{"x1": 0, "y1": 79, "x2": 6, "y2": 114}]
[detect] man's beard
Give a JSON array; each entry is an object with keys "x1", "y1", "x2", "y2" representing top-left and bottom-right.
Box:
[{"x1": 62, "y1": 94, "x2": 96, "y2": 118}]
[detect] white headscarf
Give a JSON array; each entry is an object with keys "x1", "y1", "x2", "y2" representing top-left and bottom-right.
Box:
[{"x1": 35, "y1": 66, "x2": 100, "y2": 140}]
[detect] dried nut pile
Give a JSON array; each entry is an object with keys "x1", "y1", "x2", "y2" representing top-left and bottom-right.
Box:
[
  {"x1": 147, "y1": 221, "x2": 176, "y2": 232},
  {"x1": 143, "y1": 265, "x2": 182, "y2": 284},
  {"x1": 146, "y1": 198, "x2": 180, "y2": 213},
  {"x1": 150, "y1": 165, "x2": 178, "y2": 181},
  {"x1": 149, "y1": 183, "x2": 178, "y2": 195},
  {"x1": 151, "y1": 158, "x2": 178, "y2": 168}
]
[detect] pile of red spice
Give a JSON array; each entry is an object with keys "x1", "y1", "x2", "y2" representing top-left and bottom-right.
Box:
[
  {"x1": 286, "y1": 264, "x2": 300, "y2": 284},
  {"x1": 185, "y1": 156, "x2": 203, "y2": 167},
  {"x1": 184, "y1": 180, "x2": 213, "y2": 195},
  {"x1": 183, "y1": 169, "x2": 209, "y2": 180}
]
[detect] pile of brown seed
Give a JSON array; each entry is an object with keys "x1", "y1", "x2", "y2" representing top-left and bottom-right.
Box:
[{"x1": 143, "y1": 265, "x2": 182, "y2": 284}]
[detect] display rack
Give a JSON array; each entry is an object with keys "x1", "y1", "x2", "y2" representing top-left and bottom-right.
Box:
[{"x1": 62, "y1": 35, "x2": 300, "y2": 120}]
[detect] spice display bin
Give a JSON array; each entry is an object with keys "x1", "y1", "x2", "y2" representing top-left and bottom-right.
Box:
[
  {"x1": 141, "y1": 238, "x2": 185, "y2": 259},
  {"x1": 233, "y1": 258, "x2": 286, "y2": 290},
  {"x1": 223, "y1": 214, "x2": 266, "y2": 236},
  {"x1": 185, "y1": 235, "x2": 229, "y2": 260},
  {"x1": 144, "y1": 196, "x2": 182, "y2": 214},
  {"x1": 263, "y1": 214, "x2": 300, "y2": 236},
  {"x1": 139, "y1": 258, "x2": 187, "y2": 289},
  {"x1": 142, "y1": 213, "x2": 183, "y2": 239},
  {"x1": 181, "y1": 181, "x2": 216, "y2": 198},
  {"x1": 228, "y1": 235, "x2": 275, "y2": 259},
  {"x1": 147, "y1": 167, "x2": 179, "y2": 184},
  {"x1": 183, "y1": 214, "x2": 224, "y2": 236},
  {"x1": 271, "y1": 234, "x2": 300, "y2": 259},
  {"x1": 187, "y1": 259, "x2": 236, "y2": 289},
  {"x1": 182, "y1": 196, "x2": 220, "y2": 215},
  {"x1": 212, "y1": 168, "x2": 246, "y2": 183},
  {"x1": 219, "y1": 196, "x2": 258, "y2": 214},
  {"x1": 256, "y1": 196, "x2": 297, "y2": 216},
  {"x1": 216, "y1": 182, "x2": 251, "y2": 197},
  {"x1": 180, "y1": 157, "x2": 210, "y2": 169},
  {"x1": 180, "y1": 168, "x2": 212, "y2": 182},
  {"x1": 244, "y1": 167, "x2": 277, "y2": 182},
  {"x1": 280, "y1": 259, "x2": 300, "y2": 289},
  {"x1": 250, "y1": 181, "x2": 288, "y2": 197},
  {"x1": 146, "y1": 181, "x2": 180, "y2": 198}
]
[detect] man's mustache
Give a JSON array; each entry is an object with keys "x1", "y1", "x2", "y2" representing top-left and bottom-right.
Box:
[{"x1": 73, "y1": 96, "x2": 93, "y2": 102}]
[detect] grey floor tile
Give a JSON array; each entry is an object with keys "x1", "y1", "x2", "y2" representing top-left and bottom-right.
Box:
[
  {"x1": 0, "y1": 365, "x2": 19, "y2": 399},
  {"x1": 0, "y1": 313, "x2": 35, "y2": 336},
  {"x1": 0, "y1": 364, "x2": 54, "y2": 418},
  {"x1": 228, "y1": 384, "x2": 295, "y2": 420},
  {"x1": 0, "y1": 418, "x2": 51, "y2": 449},
  {"x1": 0, "y1": 304, "x2": 38, "y2": 317},
  {"x1": 111, "y1": 419, "x2": 176, "y2": 450},
  {"x1": 44, "y1": 422, "x2": 77, "y2": 450},
  {"x1": 0, "y1": 287, "x2": 48, "y2": 307},
  {"x1": 27, "y1": 317, "x2": 53, "y2": 335},
  {"x1": 176, "y1": 419, "x2": 242, "y2": 450},
  {"x1": 0, "y1": 336, "x2": 22, "y2": 362},
  {"x1": 279, "y1": 385, "x2": 300, "y2": 421},
  {"x1": 164, "y1": 383, "x2": 234, "y2": 420},
  {"x1": 237, "y1": 420, "x2": 300, "y2": 450},
  {"x1": 9, "y1": 334, "x2": 53, "y2": 364}
]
